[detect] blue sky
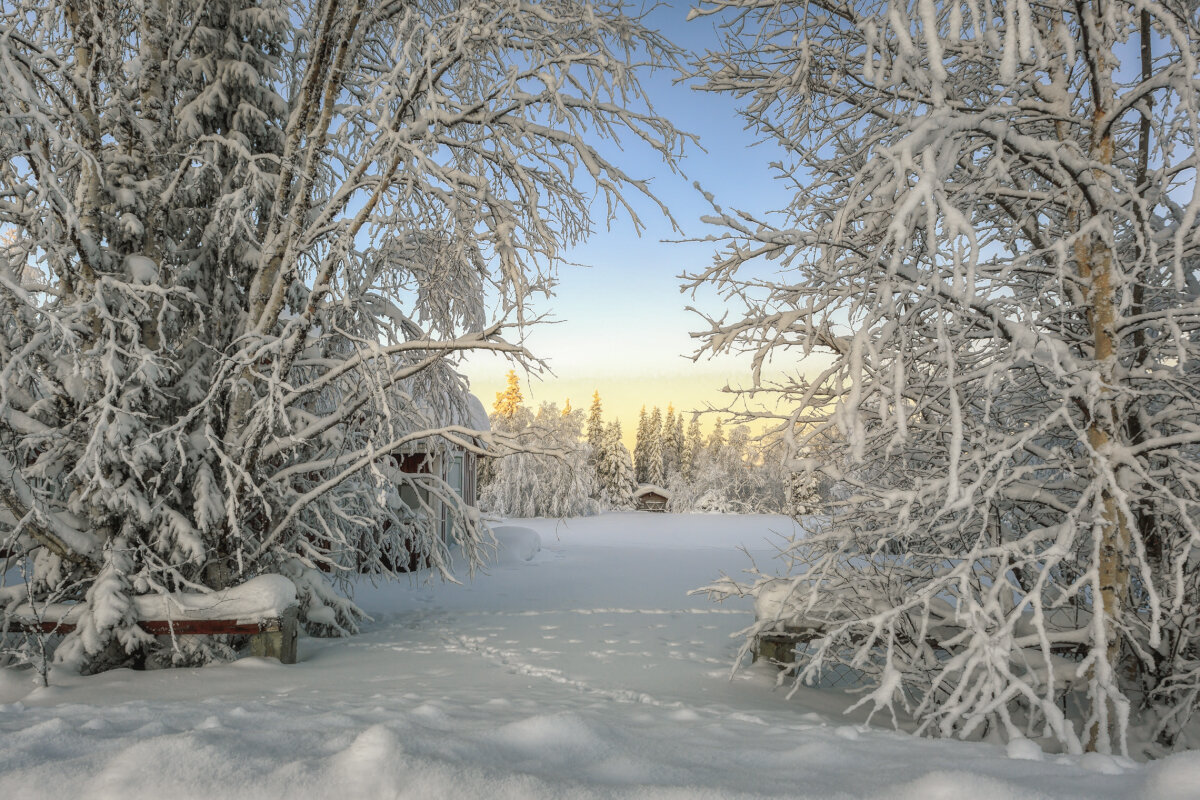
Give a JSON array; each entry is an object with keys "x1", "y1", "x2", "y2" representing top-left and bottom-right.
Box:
[{"x1": 462, "y1": 3, "x2": 798, "y2": 438}]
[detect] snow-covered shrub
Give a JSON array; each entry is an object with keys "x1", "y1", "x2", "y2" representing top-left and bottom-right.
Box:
[
  {"x1": 667, "y1": 425, "x2": 790, "y2": 514},
  {"x1": 481, "y1": 403, "x2": 600, "y2": 518}
]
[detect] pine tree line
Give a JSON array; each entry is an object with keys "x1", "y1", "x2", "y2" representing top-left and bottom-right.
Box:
[{"x1": 483, "y1": 380, "x2": 805, "y2": 516}]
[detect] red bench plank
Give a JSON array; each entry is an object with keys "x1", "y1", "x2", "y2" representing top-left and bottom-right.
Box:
[{"x1": 4, "y1": 619, "x2": 278, "y2": 636}]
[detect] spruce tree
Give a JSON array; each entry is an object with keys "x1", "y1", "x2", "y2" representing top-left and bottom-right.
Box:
[
  {"x1": 665, "y1": 404, "x2": 685, "y2": 478},
  {"x1": 585, "y1": 391, "x2": 606, "y2": 498},
  {"x1": 787, "y1": 471, "x2": 822, "y2": 518},
  {"x1": 645, "y1": 407, "x2": 665, "y2": 487},
  {"x1": 586, "y1": 391, "x2": 605, "y2": 457},
  {"x1": 682, "y1": 414, "x2": 704, "y2": 481},
  {"x1": 597, "y1": 420, "x2": 636, "y2": 508},
  {"x1": 707, "y1": 418, "x2": 726, "y2": 453},
  {"x1": 633, "y1": 406, "x2": 650, "y2": 484},
  {"x1": 662, "y1": 405, "x2": 679, "y2": 477}
]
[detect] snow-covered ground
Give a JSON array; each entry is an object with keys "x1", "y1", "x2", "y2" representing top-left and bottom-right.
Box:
[{"x1": 1, "y1": 513, "x2": 1196, "y2": 799}]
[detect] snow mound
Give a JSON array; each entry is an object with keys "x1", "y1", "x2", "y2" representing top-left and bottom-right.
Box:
[
  {"x1": 491, "y1": 525, "x2": 542, "y2": 565},
  {"x1": 890, "y1": 770, "x2": 1046, "y2": 800},
  {"x1": 1005, "y1": 736, "x2": 1044, "y2": 761},
  {"x1": 1143, "y1": 750, "x2": 1200, "y2": 800},
  {"x1": 489, "y1": 712, "x2": 613, "y2": 767}
]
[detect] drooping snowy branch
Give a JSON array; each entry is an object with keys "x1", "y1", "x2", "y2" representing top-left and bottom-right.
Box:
[{"x1": 687, "y1": 0, "x2": 1200, "y2": 755}]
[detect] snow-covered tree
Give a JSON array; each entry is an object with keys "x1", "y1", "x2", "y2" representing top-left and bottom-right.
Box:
[
  {"x1": 596, "y1": 420, "x2": 636, "y2": 508},
  {"x1": 688, "y1": 0, "x2": 1200, "y2": 754},
  {"x1": 672, "y1": 412, "x2": 685, "y2": 473},
  {"x1": 643, "y1": 406, "x2": 666, "y2": 487},
  {"x1": 494, "y1": 371, "x2": 525, "y2": 424},
  {"x1": 682, "y1": 414, "x2": 704, "y2": 480},
  {"x1": 0, "y1": 0, "x2": 683, "y2": 672},
  {"x1": 633, "y1": 406, "x2": 650, "y2": 484},
  {"x1": 707, "y1": 418, "x2": 725, "y2": 452},
  {"x1": 663, "y1": 404, "x2": 684, "y2": 478},
  {"x1": 481, "y1": 403, "x2": 599, "y2": 518},
  {"x1": 669, "y1": 423, "x2": 784, "y2": 513},
  {"x1": 586, "y1": 391, "x2": 605, "y2": 457},
  {"x1": 726, "y1": 424, "x2": 749, "y2": 465},
  {"x1": 663, "y1": 404, "x2": 677, "y2": 476},
  {"x1": 585, "y1": 390, "x2": 605, "y2": 493}
]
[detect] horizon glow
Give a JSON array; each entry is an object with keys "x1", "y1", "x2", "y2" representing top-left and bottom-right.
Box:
[{"x1": 460, "y1": 4, "x2": 813, "y2": 447}]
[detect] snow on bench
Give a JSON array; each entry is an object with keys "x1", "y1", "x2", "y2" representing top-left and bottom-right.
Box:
[
  {"x1": 1, "y1": 575, "x2": 300, "y2": 664},
  {"x1": 751, "y1": 581, "x2": 832, "y2": 664},
  {"x1": 752, "y1": 577, "x2": 1094, "y2": 675}
]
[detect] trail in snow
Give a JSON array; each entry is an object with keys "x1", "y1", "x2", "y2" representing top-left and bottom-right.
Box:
[{"x1": 1, "y1": 513, "x2": 1197, "y2": 799}]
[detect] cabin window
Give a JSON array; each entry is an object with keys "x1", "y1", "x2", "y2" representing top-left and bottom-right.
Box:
[
  {"x1": 441, "y1": 454, "x2": 466, "y2": 542},
  {"x1": 447, "y1": 454, "x2": 464, "y2": 498}
]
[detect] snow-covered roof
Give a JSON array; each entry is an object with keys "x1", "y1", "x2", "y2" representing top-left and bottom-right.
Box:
[
  {"x1": 634, "y1": 484, "x2": 671, "y2": 499},
  {"x1": 410, "y1": 391, "x2": 490, "y2": 433},
  {"x1": 466, "y1": 393, "x2": 490, "y2": 433}
]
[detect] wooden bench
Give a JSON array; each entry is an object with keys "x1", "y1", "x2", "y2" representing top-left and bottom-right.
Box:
[
  {"x1": 2, "y1": 608, "x2": 300, "y2": 664},
  {"x1": 2, "y1": 575, "x2": 301, "y2": 664}
]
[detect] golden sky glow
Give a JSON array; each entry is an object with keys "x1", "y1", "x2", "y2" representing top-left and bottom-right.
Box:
[{"x1": 463, "y1": 362, "x2": 799, "y2": 451}]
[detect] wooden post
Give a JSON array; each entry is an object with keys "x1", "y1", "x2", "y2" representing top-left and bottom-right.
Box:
[
  {"x1": 249, "y1": 607, "x2": 299, "y2": 664},
  {"x1": 755, "y1": 634, "x2": 798, "y2": 665}
]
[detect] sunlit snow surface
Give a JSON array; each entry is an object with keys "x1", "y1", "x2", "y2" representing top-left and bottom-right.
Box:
[{"x1": 2, "y1": 513, "x2": 1196, "y2": 799}]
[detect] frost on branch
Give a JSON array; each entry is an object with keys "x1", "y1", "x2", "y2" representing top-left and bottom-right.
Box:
[
  {"x1": 0, "y1": 0, "x2": 683, "y2": 672},
  {"x1": 687, "y1": 0, "x2": 1200, "y2": 755}
]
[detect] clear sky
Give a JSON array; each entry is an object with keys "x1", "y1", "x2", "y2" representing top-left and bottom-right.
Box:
[{"x1": 460, "y1": 3, "x2": 799, "y2": 446}]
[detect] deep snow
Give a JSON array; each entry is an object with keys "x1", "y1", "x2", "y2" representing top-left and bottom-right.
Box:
[{"x1": 1, "y1": 513, "x2": 1197, "y2": 799}]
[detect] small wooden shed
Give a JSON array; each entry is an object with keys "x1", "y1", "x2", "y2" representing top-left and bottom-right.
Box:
[{"x1": 634, "y1": 484, "x2": 671, "y2": 512}]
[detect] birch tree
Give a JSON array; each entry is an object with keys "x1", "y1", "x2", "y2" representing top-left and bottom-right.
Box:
[
  {"x1": 688, "y1": 0, "x2": 1200, "y2": 754},
  {"x1": 0, "y1": 0, "x2": 683, "y2": 671}
]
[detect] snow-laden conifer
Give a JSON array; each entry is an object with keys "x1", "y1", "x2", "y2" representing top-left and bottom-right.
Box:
[
  {"x1": 681, "y1": 414, "x2": 704, "y2": 481},
  {"x1": 633, "y1": 406, "x2": 651, "y2": 484},
  {"x1": 0, "y1": 0, "x2": 683, "y2": 672},
  {"x1": 644, "y1": 407, "x2": 666, "y2": 487},
  {"x1": 587, "y1": 392, "x2": 605, "y2": 459},
  {"x1": 596, "y1": 420, "x2": 636, "y2": 509},
  {"x1": 662, "y1": 405, "x2": 681, "y2": 478}
]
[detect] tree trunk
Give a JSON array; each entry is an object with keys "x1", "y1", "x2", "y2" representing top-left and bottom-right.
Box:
[{"x1": 1076, "y1": 0, "x2": 1131, "y2": 753}]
